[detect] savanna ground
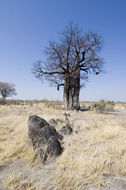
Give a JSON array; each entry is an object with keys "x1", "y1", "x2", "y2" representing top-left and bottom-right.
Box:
[{"x1": 0, "y1": 101, "x2": 126, "y2": 190}]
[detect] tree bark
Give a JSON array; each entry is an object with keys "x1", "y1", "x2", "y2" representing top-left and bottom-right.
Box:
[{"x1": 64, "y1": 69, "x2": 80, "y2": 110}]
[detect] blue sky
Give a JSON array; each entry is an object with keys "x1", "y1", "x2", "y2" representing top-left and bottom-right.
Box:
[{"x1": 0, "y1": 0, "x2": 126, "y2": 102}]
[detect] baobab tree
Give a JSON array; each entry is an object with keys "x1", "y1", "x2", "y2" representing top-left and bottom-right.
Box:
[
  {"x1": 0, "y1": 82, "x2": 17, "y2": 99},
  {"x1": 33, "y1": 23, "x2": 104, "y2": 110}
]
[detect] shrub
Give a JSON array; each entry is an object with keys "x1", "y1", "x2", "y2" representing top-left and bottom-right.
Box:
[
  {"x1": 44, "y1": 101, "x2": 55, "y2": 109},
  {"x1": 92, "y1": 100, "x2": 115, "y2": 113},
  {"x1": 0, "y1": 98, "x2": 6, "y2": 105}
]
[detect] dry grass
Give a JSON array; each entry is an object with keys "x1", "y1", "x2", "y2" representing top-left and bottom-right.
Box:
[
  {"x1": 53, "y1": 110, "x2": 126, "y2": 189},
  {"x1": 0, "y1": 101, "x2": 126, "y2": 189},
  {"x1": 0, "y1": 103, "x2": 64, "y2": 167},
  {"x1": 4, "y1": 174, "x2": 37, "y2": 190}
]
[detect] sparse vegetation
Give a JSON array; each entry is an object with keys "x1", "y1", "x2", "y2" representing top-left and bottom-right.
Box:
[
  {"x1": 0, "y1": 101, "x2": 126, "y2": 189},
  {"x1": 4, "y1": 175, "x2": 37, "y2": 190},
  {"x1": 44, "y1": 100, "x2": 63, "y2": 109},
  {"x1": 92, "y1": 99, "x2": 115, "y2": 113}
]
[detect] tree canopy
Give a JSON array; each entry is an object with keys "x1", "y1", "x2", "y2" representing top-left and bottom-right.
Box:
[
  {"x1": 0, "y1": 82, "x2": 17, "y2": 99},
  {"x1": 33, "y1": 23, "x2": 104, "y2": 110}
]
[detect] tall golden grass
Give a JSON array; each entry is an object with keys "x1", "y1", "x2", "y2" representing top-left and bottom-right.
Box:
[{"x1": 0, "y1": 102, "x2": 126, "y2": 189}]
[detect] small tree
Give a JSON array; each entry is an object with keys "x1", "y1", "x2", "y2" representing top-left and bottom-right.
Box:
[
  {"x1": 33, "y1": 23, "x2": 104, "y2": 110},
  {"x1": 0, "y1": 82, "x2": 17, "y2": 99}
]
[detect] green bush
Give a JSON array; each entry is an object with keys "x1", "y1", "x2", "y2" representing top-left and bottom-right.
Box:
[
  {"x1": 93, "y1": 100, "x2": 115, "y2": 113},
  {"x1": 0, "y1": 98, "x2": 6, "y2": 105},
  {"x1": 0, "y1": 99, "x2": 21, "y2": 105}
]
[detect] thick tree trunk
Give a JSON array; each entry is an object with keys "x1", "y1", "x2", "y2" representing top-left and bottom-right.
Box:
[{"x1": 64, "y1": 69, "x2": 80, "y2": 110}]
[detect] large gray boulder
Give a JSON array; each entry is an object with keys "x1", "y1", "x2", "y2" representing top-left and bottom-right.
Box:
[
  {"x1": 28, "y1": 115, "x2": 63, "y2": 149},
  {"x1": 34, "y1": 135, "x2": 63, "y2": 162},
  {"x1": 46, "y1": 136, "x2": 63, "y2": 157}
]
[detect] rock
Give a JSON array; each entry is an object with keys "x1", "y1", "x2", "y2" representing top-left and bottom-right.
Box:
[
  {"x1": 33, "y1": 148, "x2": 47, "y2": 163},
  {"x1": 28, "y1": 115, "x2": 63, "y2": 149},
  {"x1": 64, "y1": 113, "x2": 70, "y2": 118},
  {"x1": 50, "y1": 126, "x2": 63, "y2": 142},
  {"x1": 28, "y1": 115, "x2": 48, "y2": 129},
  {"x1": 49, "y1": 119, "x2": 56, "y2": 125},
  {"x1": 49, "y1": 118, "x2": 64, "y2": 125},
  {"x1": 33, "y1": 136, "x2": 63, "y2": 163},
  {"x1": 28, "y1": 115, "x2": 48, "y2": 148},
  {"x1": 46, "y1": 136, "x2": 63, "y2": 158},
  {"x1": 59, "y1": 124, "x2": 73, "y2": 136}
]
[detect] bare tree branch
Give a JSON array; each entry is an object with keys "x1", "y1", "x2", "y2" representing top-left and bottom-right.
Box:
[
  {"x1": 32, "y1": 23, "x2": 104, "y2": 110},
  {"x1": 57, "y1": 83, "x2": 64, "y2": 91}
]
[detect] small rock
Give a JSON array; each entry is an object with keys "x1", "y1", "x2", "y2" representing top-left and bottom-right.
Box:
[
  {"x1": 49, "y1": 119, "x2": 56, "y2": 125},
  {"x1": 59, "y1": 124, "x2": 73, "y2": 136}
]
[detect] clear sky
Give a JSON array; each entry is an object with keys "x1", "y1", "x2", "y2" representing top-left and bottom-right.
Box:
[{"x1": 0, "y1": 0, "x2": 126, "y2": 102}]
